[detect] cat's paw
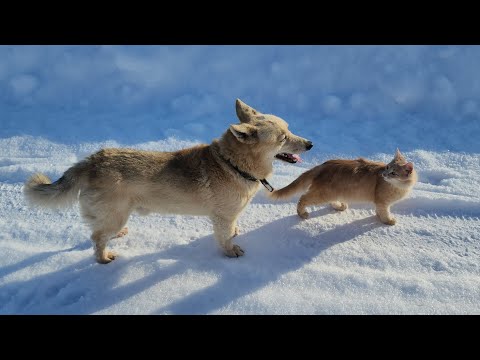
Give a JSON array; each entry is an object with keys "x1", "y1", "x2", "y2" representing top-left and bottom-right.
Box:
[
  {"x1": 331, "y1": 201, "x2": 348, "y2": 211},
  {"x1": 298, "y1": 211, "x2": 309, "y2": 219},
  {"x1": 382, "y1": 218, "x2": 396, "y2": 226}
]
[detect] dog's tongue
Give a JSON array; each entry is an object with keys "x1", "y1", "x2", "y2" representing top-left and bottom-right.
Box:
[{"x1": 292, "y1": 154, "x2": 302, "y2": 163}]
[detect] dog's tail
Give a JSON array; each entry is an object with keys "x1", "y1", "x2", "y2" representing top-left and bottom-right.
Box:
[
  {"x1": 269, "y1": 166, "x2": 320, "y2": 200},
  {"x1": 24, "y1": 161, "x2": 88, "y2": 208}
]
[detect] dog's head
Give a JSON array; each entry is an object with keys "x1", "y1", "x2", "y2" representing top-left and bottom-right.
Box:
[{"x1": 229, "y1": 99, "x2": 313, "y2": 164}]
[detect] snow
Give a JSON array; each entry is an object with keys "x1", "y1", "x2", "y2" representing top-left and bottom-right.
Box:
[{"x1": 0, "y1": 45, "x2": 479, "y2": 314}]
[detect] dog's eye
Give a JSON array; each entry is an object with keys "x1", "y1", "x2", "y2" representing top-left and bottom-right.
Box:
[
  {"x1": 280, "y1": 135, "x2": 286, "y2": 142},
  {"x1": 391, "y1": 171, "x2": 397, "y2": 176}
]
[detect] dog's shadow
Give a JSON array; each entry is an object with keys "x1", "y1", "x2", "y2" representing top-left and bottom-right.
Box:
[{"x1": 0, "y1": 211, "x2": 382, "y2": 314}]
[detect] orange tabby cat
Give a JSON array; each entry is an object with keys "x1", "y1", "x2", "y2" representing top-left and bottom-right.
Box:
[{"x1": 270, "y1": 149, "x2": 417, "y2": 225}]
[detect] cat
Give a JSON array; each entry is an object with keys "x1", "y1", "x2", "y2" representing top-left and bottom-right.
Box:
[{"x1": 269, "y1": 149, "x2": 417, "y2": 225}]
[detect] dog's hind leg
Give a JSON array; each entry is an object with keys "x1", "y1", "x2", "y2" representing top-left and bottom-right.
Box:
[
  {"x1": 91, "y1": 230, "x2": 118, "y2": 264},
  {"x1": 90, "y1": 209, "x2": 131, "y2": 264},
  {"x1": 80, "y1": 194, "x2": 132, "y2": 264},
  {"x1": 210, "y1": 215, "x2": 244, "y2": 258}
]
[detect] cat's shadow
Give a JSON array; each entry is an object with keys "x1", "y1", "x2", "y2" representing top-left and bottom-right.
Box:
[{"x1": 149, "y1": 212, "x2": 382, "y2": 314}]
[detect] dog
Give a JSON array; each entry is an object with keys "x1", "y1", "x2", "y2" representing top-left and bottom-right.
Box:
[{"x1": 24, "y1": 99, "x2": 313, "y2": 263}]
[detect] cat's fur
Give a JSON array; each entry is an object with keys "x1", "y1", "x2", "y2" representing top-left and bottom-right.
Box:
[{"x1": 269, "y1": 149, "x2": 417, "y2": 225}]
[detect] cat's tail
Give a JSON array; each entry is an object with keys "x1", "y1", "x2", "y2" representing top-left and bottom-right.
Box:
[
  {"x1": 269, "y1": 166, "x2": 320, "y2": 200},
  {"x1": 24, "y1": 161, "x2": 88, "y2": 208}
]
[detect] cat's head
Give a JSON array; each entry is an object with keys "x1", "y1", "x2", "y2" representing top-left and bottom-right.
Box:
[{"x1": 382, "y1": 149, "x2": 415, "y2": 185}]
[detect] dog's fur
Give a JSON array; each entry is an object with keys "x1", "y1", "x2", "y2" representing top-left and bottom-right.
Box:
[
  {"x1": 24, "y1": 99, "x2": 312, "y2": 263},
  {"x1": 269, "y1": 149, "x2": 417, "y2": 225}
]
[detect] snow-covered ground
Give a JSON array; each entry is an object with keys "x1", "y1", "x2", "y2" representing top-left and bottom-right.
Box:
[
  {"x1": 1, "y1": 137, "x2": 479, "y2": 314},
  {"x1": 1, "y1": 45, "x2": 479, "y2": 314}
]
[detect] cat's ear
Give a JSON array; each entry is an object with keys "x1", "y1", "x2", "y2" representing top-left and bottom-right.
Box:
[
  {"x1": 394, "y1": 148, "x2": 406, "y2": 162},
  {"x1": 229, "y1": 123, "x2": 258, "y2": 144},
  {"x1": 403, "y1": 162, "x2": 414, "y2": 173}
]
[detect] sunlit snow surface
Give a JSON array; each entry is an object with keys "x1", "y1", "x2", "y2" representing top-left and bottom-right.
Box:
[{"x1": 0, "y1": 137, "x2": 478, "y2": 314}]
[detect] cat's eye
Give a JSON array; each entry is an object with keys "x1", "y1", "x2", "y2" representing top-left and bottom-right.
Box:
[{"x1": 391, "y1": 171, "x2": 397, "y2": 176}]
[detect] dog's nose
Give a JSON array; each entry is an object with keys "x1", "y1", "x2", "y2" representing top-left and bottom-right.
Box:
[{"x1": 306, "y1": 141, "x2": 313, "y2": 150}]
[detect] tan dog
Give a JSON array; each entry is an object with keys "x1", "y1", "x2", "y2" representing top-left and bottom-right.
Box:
[
  {"x1": 270, "y1": 149, "x2": 417, "y2": 225},
  {"x1": 24, "y1": 99, "x2": 313, "y2": 263}
]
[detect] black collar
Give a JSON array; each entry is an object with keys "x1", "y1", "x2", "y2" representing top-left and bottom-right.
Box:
[{"x1": 217, "y1": 152, "x2": 274, "y2": 192}]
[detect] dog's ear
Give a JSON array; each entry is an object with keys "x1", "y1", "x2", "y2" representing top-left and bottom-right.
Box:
[
  {"x1": 235, "y1": 98, "x2": 262, "y2": 123},
  {"x1": 229, "y1": 123, "x2": 258, "y2": 144}
]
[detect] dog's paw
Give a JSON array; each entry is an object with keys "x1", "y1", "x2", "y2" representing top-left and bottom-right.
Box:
[
  {"x1": 298, "y1": 211, "x2": 309, "y2": 219},
  {"x1": 224, "y1": 244, "x2": 245, "y2": 258},
  {"x1": 382, "y1": 218, "x2": 396, "y2": 226},
  {"x1": 96, "y1": 251, "x2": 117, "y2": 264},
  {"x1": 113, "y1": 227, "x2": 129, "y2": 239}
]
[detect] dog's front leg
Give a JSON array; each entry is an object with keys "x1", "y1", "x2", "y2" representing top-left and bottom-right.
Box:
[{"x1": 211, "y1": 216, "x2": 244, "y2": 257}]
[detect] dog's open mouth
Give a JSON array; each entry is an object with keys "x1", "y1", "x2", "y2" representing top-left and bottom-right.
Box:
[{"x1": 275, "y1": 153, "x2": 302, "y2": 164}]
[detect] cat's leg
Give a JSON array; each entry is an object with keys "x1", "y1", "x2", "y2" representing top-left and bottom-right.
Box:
[
  {"x1": 375, "y1": 202, "x2": 396, "y2": 225},
  {"x1": 330, "y1": 201, "x2": 348, "y2": 211},
  {"x1": 297, "y1": 191, "x2": 326, "y2": 219}
]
